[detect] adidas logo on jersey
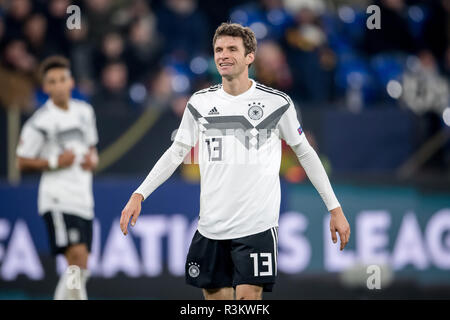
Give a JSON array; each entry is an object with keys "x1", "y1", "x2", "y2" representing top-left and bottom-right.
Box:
[{"x1": 208, "y1": 107, "x2": 220, "y2": 115}]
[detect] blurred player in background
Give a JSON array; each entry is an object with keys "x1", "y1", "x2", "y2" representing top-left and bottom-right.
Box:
[
  {"x1": 120, "y1": 23, "x2": 350, "y2": 300},
  {"x1": 16, "y1": 56, "x2": 99, "y2": 300}
]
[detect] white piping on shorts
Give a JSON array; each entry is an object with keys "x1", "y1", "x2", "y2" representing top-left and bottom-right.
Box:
[
  {"x1": 51, "y1": 210, "x2": 68, "y2": 247},
  {"x1": 270, "y1": 227, "x2": 278, "y2": 276}
]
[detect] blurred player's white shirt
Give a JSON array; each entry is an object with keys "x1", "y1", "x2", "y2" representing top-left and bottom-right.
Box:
[
  {"x1": 16, "y1": 99, "x2": 98, "y2": 220},
  {"x1": 174, "y1": 79, "x2": 305, "y2": 239}
]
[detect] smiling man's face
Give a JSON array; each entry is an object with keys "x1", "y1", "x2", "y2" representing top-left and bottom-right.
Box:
[{"x1": 214, "y1": 35, "x2": 254, "y2": 80}]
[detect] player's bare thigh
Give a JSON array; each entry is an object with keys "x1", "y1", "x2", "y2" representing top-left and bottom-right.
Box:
[
  {"x1": 203, "y1": 287, "x2": 234, "y2": 300},
  {"x1": 235, "y1": 284, "x2": 263, "y2": 300},
  {"x1": 203, "y1": 285, "x2": 263, "y2": 300},
  {"x1": 64, "y1": 243, "x2": 89, "y2": 269}
]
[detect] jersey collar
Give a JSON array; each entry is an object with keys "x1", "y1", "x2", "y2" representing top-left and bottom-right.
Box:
[
  {"x1": 46, "y1": 98, "x2": 71, "y2": 112},
  {"x1": 219, "y1": 78, "x2": 256, "y2": 100}
]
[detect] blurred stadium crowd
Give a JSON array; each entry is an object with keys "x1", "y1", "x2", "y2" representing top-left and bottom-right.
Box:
[{"x1": 0, "y1": 0, "x2": 449, "y2": 179}]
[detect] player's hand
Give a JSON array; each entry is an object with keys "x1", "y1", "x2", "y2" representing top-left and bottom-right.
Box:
[
  {"x1": 120, "y1": 193, "x2": 144, "y2": 236},
  {"x1": 58, "y1": 150, "x2": 76, "y2": 168},
  {"x1": 329, "y1": 207, "x2": 350, "y2": 251},
  {"x1": 81, "y1": 149, "x2": 98, "y2": 171}
]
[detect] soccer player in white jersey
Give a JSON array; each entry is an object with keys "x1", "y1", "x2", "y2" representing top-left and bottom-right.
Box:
[
  {"x1": 120, "y1": 23, "x2": 350, "y2": 299},
  {"x1": 16, "y1": 56, "x2": 99, "y2": 300}
]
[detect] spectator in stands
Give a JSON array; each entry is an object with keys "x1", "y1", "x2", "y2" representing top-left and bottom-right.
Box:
[
  {"x1": 423, "y1": 0, "x2": 450, "y2": 74},
  {"x1": 0, "y1": 38, "x2": 36, "y2": 112},
  {"x1": 283, "y1": 0, "x2": 326, "y2": 14},
  {"x1": 198, "y1": 0, "x2": 242, "y2": 40},
  {"x1": 93, "y1": 31, "x2": 126, "y2": 78},
  {"x1": 170, "y1": 94, "x2": 190, "y2": 118},
  {"x1": 23, "y1": 13, "x2": 48, "y2": 60},
  {"x1": 282, "y1": 0, "x2": 336, "y2": 103},
  {"x1": 83, "y1": 0, "x2": 115, "y2": 44},
  {"x1": 91, "y1": 61, "x2": 133, "y2": 115},
  {"x1": 229, "y1": 0, "x2": 293, "y2": 41},
  {"x1": 66, "y1": 18, "x2": 95, "y2": 96},
  {"x1": 254, "y1": 40, "x2": 293, "y2": 92},
  {"x1": 45, "y1": 0, "x2": 71, "y2": 55},
  {"x1": 156, "y1": 0, "x2": 209, "y2": 62},
  {"x1": 125, "y1": 16, "x2": 162, "y2": 83},
  {"x1": 445, "y1": 47, "x2": 450, "y2": 77},
  {"x1": 0, "y1": 15, "x2": 4, "y2": 44},
  {"x1": 127, "y1": 0, "x2": 156, "y2": 21},
  {"x1": 146, "y1": 66, "x2": 175, "y2": 111},
  {"x1": 402, "y1": 50, "x2": 449, "y2": 115},
  {"x1": 363, "y1": 0, "x2": 416, "y2": 55},
  {"x1": 4, "y1": 0, "x2": 32, "y2": 38}
]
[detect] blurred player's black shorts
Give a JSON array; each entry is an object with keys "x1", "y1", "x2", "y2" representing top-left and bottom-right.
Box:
[
  {"x1": 185, "y1": 227, "x2": 278, "y2": 292},
  {"x1": 42, "y1": 211, "x2": 93, "y2": 255}
]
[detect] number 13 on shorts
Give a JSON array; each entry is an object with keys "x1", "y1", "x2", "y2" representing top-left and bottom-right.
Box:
[{"x1": 250, "y1": 253, "x2": 274, "y2": 276}]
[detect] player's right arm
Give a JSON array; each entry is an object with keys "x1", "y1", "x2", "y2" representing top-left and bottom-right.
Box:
[
  {"x1": 17, "y1": 150, "x2": 75, "y2": 171},
  {"x1": 120, "y1": 140, "x2": 192, "y2": 235},
  {"x1": 120, "y1": 100, "x2": 199, "y2": 235},
  {"x1": 16, "y1": 119, "x2": 75, "y2": 172}
]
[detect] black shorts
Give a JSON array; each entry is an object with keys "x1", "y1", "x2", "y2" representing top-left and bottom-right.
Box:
[
  {"x1": 185, "y1": 227, "x2": 278, "y2": 292},
  {"x1": 42, "y1": 211, "x2": 93, "y2": 255}
]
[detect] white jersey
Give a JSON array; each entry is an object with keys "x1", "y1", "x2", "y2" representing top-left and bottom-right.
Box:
[
  {"x1": 174, "y1": 79, "x2": 305, "y2": 239},
  {"x1": 16, "y1": 99, "x2": 98, "y2": 220}
]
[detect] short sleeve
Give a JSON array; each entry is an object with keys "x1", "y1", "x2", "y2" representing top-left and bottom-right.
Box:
[
  {"x1": 85, "y1": 104, "x2": 99, "y2": 146},
  {"x1": 16, "y1": 121, "x2": 45, "y2": 159},
  {"x1": 173, "y1": 101, "x2": 199, "y2": 147},
  {"x1": 277, "y1": 99, "x2": 305, "y2": 147}
]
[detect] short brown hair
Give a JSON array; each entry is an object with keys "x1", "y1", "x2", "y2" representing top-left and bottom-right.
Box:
[
  {"x1": 39, "y1": 55, "x2": 71, "y2": 80},
  {"x1": 213, "y1": 22, "x2": 257, "y2": 56}
]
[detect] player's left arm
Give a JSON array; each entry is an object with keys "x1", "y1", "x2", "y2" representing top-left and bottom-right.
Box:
[
  {"x1": 290, "y1": 139, "x2": 350, "y2": 251},
  {"x1": 277, "y1": 97, "x2": 350, "y2": 250},
  {"x1": 81, "y1": 146, "x2": 98, "y2": 171},
  {"x1": 81, "y1": 103, "x2": 99, "y2": 171}
]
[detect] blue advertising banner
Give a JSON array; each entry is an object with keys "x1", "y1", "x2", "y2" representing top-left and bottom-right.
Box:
[{"x1": 0, "y1": 177, "x2": 449, "y2": 299}]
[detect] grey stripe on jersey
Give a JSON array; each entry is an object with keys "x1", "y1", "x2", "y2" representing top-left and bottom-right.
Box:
[
  {"x1": 30, "y1": 124, "x2": 48, "y2": 139},
  {"x1": 204, "y1": 116, "x2": 253, "y2": 131},
  {"x1": 187, "y1": 102, "x2": 290, "y2": 150},
  {"x1": 255, "y1": 103, "x2": 289, "y2": 131},
  {"x1": 187, "y1": 103, "x2": 203, "y2": 120},
  {"x1": 56, "y1": 127, "x2": 85, "y2": 145},
  {"x1": 28, "y1": 109, "x2": 50, "y2": 139}
]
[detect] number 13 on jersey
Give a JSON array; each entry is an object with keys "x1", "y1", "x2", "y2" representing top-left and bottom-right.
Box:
[{"x1": 205, "y1": 137, "x2": 222, "y2": 161}]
